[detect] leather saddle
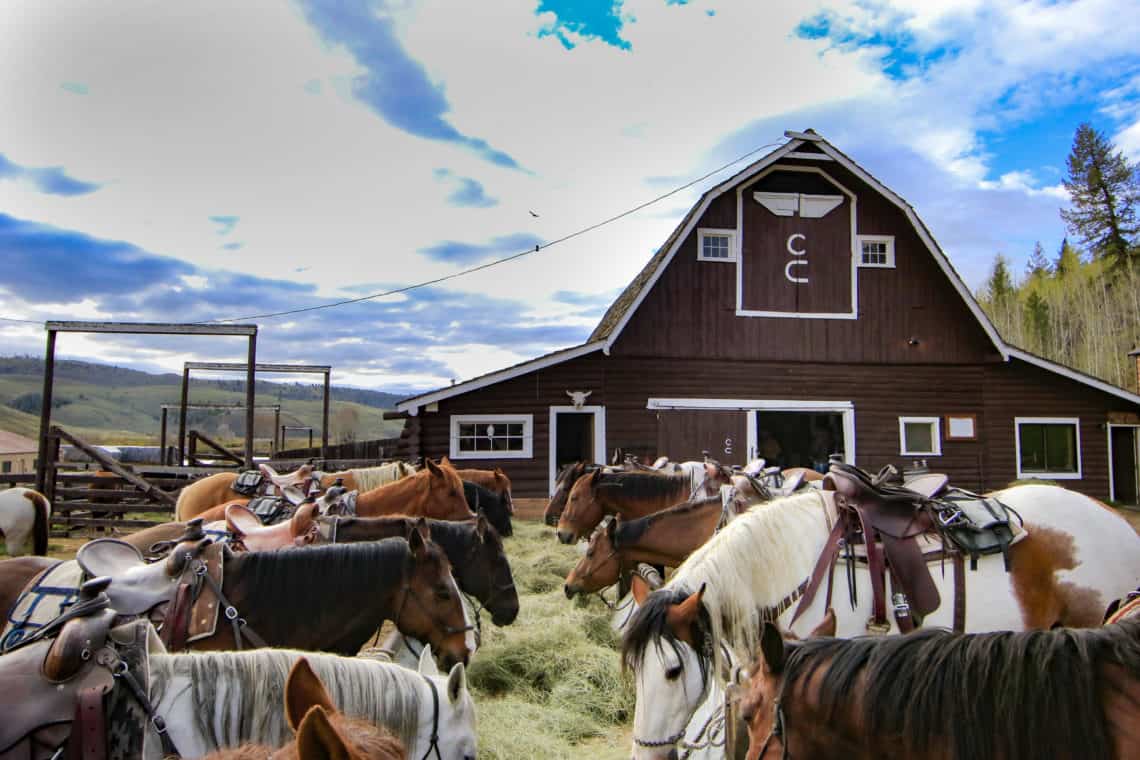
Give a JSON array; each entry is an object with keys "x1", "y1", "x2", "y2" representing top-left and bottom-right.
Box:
[
  {"x1": 225, "y1": 502, "x2": 319, "y2": 552},
  {"x1": 259, "y1": 462, "x2": 313, "y2": 492}
]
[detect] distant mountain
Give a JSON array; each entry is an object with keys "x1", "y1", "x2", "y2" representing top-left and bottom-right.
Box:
[{"x1": 0, "y1": 356, "x2": 406, "y2": 444}]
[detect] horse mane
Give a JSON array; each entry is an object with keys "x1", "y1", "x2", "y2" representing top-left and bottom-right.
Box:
[
  {"x1": 615, "y1": 495, "x2": 721, "y2": 546},
  {"x1": 621, "y1": 586, "x2": 714, "y2": 687},
  {"x1": 595, "y1": 471, "x2": 690, "y2": 501},
  {"x1": 776, "y1": 620, "x2": 1140, "y2": 759},
  {"x1": 643, "y1": 491, "x2": 830, "y2": 679},
  {"x1": 351, "y1": 462, "x2": 414, "y2": 493},
  {"x1": 149, "y1": 648, "x2": 424, "y2": 751}
]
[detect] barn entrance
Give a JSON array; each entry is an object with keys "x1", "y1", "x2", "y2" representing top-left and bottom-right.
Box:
[
  {"x1": 1110, "y1": 425, "x2": 1139, "y2": 505},
  {"x1": 754, "y1": 411, "x2": 846, "y2": 473},
  {"x1": 548, "y1": 406, "x2": 606, "y2": 495}
]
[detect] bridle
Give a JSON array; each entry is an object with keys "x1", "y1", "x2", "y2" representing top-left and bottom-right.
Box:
[
  {"x1": 393, "y1": 579, "x2": 475, "y2": 644},
  {"x1": 631, "y1": 638, "x2": 718, "y2": 753},
  {"x1": 752, "y1": 699, "x2": 789, "y2": 759}
]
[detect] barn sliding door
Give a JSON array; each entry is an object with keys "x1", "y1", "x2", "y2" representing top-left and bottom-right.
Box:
[{"x1": 656, "y1": 410, "x2": 747, "y2": 466}]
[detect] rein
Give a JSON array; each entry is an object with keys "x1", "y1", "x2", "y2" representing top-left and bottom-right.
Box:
[{"x1": 420, "y1": 675, "x2": 443, "y2": 760}]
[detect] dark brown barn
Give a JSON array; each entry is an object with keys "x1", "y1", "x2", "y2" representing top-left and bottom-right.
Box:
[{"x1": 394, "y1": 130, "x2": 1140, "y2": 503}]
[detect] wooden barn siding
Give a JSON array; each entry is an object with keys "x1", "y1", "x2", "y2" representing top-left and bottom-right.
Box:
[
  {"x1": 419, "y1": 353, "x2": 1135, "y2": 498},
  {"x1": 612, "y1": 158, "x2": 1000, "y2": 364}
]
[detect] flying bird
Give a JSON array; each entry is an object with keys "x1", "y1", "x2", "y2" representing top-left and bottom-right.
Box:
[{"x1": 529, "y1": 210, "x2": 539, "y2": 217}]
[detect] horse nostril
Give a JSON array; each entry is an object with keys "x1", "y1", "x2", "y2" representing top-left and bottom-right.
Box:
[
  {"x1": 557, "y1": 530, "x2": 574, "y2": 545},
  {"x1": 564, "y1": 584, "x2": 574, "y2": 599}
]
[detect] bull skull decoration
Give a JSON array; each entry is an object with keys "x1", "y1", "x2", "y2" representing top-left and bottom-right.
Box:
[{"x1": 566, "y1": 390, "x2": 592, "y2": 410}]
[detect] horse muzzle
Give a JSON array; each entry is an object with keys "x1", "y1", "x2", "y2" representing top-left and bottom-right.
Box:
[{"x1": 556, "y1": 529, "x2": 576, "y2": 545}]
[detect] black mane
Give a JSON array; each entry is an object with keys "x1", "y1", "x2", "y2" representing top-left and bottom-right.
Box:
[
  {"x1": 597, "y1": 471, "x2": 690, "y2": 501},
  {"x1": 779, "y1": 620, "x2": 1140, "y2": 759},
  {"x1": 621, "y1": 585, "x2": 713, "y2": 686}
]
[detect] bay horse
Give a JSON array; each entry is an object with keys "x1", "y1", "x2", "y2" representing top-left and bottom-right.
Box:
[
  {"x1": 152, "y1": 647, "x2": 474, "y2": 760},
  {"x1": 0, "y1": 487, "x2": 50, "y2": 555},
  {"x1": 200, "y1": 656, "x2": 406, "y2": 760},
  {"x1": 620, "y1": 486, "x2": 1140, "y2": 760},
  {"x1": 544, "y1": 461, "x2": 603, "y2": 527},
  {"x1": 741, "y1": 619, "x2": 1140, "y2": 760},
  {"x1": 556, "y1": 465, "x2": 730, "y2": 544}
]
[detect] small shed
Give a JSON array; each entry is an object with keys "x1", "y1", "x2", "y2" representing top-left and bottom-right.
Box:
[{"x1": 0, "y1": 430, "x2": 38, "y2": 476}]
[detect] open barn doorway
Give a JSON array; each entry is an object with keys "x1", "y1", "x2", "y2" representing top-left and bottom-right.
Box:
[
  {"x1": 754, "y1": 411, "x2": 846, "y2": 473},
  {"x1": 548, "y1": 406, "x2": 606, "y2": 495},
  {"x1": 1110, "y1": 425, "x2": 1139, "y2": 505}
]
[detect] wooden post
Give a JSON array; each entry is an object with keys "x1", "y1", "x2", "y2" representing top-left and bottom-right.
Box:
[
  {"x1": 159, "y1": 407, "x2": 168, "y2": 465},
  {"x1": 272, "y1": 407, "x2": 280, "y2": 457},
  {"x1": 44, "y1": 431, "x2": 61, "y2": 505},
  {"x1": 35, "y1": 327, "x2": 57, "y2": 494},
  {"x1": 193, "y1": 430, "x2": 243, "y2": 464},
  {"x1": 321, "y1": 370, "x2": 331, "y2": 459},
  {"x1": 244, "y1": 333, "x2": 257, "y2": 469},
  {"x1": 309, "y1": 429, "x2": 314, "y2": 450},
  {"x1": 178, "y1": 366, "x2": 190, "y2": 466},
  {"x1": 52, "y1": 426, "x2": 176, "y2": 506}
]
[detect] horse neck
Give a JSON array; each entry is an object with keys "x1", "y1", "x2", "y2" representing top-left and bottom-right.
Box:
[
  {"x1": 779, "y1": 676, "x2": 917, "y2": 760},
  {"x1": 330, "y1": 517, "x2": 407, "y2": 542},
  {"x1": 596, "y1": 476, "x2": 690, "y2": 519},
  {"x1": 623, "y1": 499, "x2": 721, "y2": 559},
  {"x1": 354, "y1": 474, "x2": 426, "y2": 516}
]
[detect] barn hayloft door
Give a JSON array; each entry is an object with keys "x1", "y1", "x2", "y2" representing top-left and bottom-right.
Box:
[{"x1": 548, "y1": 406, "x2": 606, "y2": 496}]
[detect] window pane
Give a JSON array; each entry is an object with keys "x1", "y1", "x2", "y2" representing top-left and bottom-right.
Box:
[
  {"x1": 1044, "y1": 424, "x2": 1077, "y2": 472},
  {"x1": 904, "y1": 422, "x2": 933, "y2": 452},
  {"x1": 1019, "y1": 424, "x2": 1046, "y2": 471},
  {"x1": 459, "y1": 424, "x2": 475, "y2": 438}
]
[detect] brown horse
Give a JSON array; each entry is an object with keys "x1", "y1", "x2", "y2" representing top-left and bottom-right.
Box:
[
  {"x1": 741, "y1": 619, "x2": 1140, "y2": 760},
  {"x1": 453, "y1": 465, "x2": 513, "y2": 513},
  {"x1": 201, "y1": 657, "x2": 406, "y2": 760},
  {"x1": 556, "y1": 466, "x2": 729, "y2": 544},
  {"x1": 563, "y1": 496, "x2": 727, "y2": 597},
  {"x1": 176, "y1": 472, "x2": 246, "y2": 521},
  {"x1": 352, "y1": 460, "x2": 473, "y2": 521},
  {"x1": 319, "y1": 461, "x2": 417, "y2": 492},
  {"x1": 544, "y1": 461, "x2": 603, "y2": 527}
]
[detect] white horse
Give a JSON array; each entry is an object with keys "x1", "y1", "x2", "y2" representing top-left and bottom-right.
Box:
[
  {"x1": 149, "y1": 644, "x2": 475, "y2": 760},
  {"x1": 0, "y1": 487, "x2": 50, "y2": 556},
  {"x1": 621, "y1": 485, "x2": 1140, "y2": 759}
]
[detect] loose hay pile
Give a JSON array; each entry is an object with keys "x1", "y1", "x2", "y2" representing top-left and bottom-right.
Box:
[{"x1": 468, "y1": 521, "x2": 634, "y2": 759}]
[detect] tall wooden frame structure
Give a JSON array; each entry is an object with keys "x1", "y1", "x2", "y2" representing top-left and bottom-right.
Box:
[
  {"x1": 178, "y1": 362, "x2": 331, "y2": 463},
  {"x1": 36, "y1": 321, "x2": 258, "y2": 492}
]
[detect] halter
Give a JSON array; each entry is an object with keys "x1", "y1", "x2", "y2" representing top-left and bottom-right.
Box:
[
  {"x1": 421, "y1": 674, "x2": 443, "y2": 760},
  {"x1": 630, "y1": 637, "x2": 719, "y2": 752},
  {"x1": 394, "y1": 580, "x2": 475, "y2": 645},
  {"x1": 752, "y1": 700, "x2": 789, "y2": 759}
]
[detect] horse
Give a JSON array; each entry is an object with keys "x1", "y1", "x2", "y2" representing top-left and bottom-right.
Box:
[
  {"x1": 453, "y1": 465, "x2": 513, "y2": 514},
  {"x1": 0, "y1": 487, "x2": 50, "y2": 555},
  {"x1": 544, "y1": 461, "x2": 604, "y2": 527},
  {"x1": 563, "y1": 496, "x2": 728, "y2": 598},
  {"x1": 200, "y1": 656, "x2": 406, "y2": 760},
  {"x1": 620, "y1": 486, "x2": 1140, "y2": 760},
  {"x1": 176, "y1": 472, "x2": 251, "y2": 521},
  {"x1": 462, "y1": 480, "x2": 512, "y2": 537},
  {"x1": 152, "y1": 646, "x2": 474, "y2": 760},
  {"x1": 319, "y1": 461, "x2": 417, "y2": 492},
  {"x1": 352, "y1": 460, "x2": 473, "y2": 522},
  {"x1": 556, "y1": 464, "x2": 730, "y2": 544},
  {"x1": 740, "y1": 619, "x2": 1140, "y2": 760},
  {"x1": 317, "y1": 513, "x2": 519, "y2": 627}
]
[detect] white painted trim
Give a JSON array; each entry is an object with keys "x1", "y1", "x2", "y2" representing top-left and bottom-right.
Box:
[
  {"x1": 1006, "y1": 347, "x2": 1140, "y2": 406},
  {"x1": 600, "y1": 138, "x2": 805, "y2": 353},
  {"x1": 899, "y1": 416, "x2": 942, "y2": 456},
  {"x1": 1108, "y1": 423, "x2": 1140, "y2": 502},
  {"x1": 449, "y1": 414, "x2": 534, "y2": 460},
  {"x1": 785, "y1": 151, "x2": 834, "y2": 161},
  {"x1": 735, "y1": 164, "x2": 858, "y2": 320},
  {"x1": 647, "y1": 398, "x2": 856, "y2": 465},
  {"x1": 396, "y1": 341, "x2": 606, "y2": 413},
  {"x1": 697, "y1": 228, "x2": 738, "y2": 262},
  {"x1": 1014, "y1": 416, "x2": 1082, "y2": 480},
  {"x1": 857, "y1": 235, "x2": 896, "y2": 269},
  {"x1": 547, "y1": 405, "x2": 607, "y2": 496},
  {"x1": 784, "y1": 130, "x2": 823, "y2": 142}
]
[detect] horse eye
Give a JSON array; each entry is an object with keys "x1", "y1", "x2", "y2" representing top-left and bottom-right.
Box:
[
  {"x1": 435, "y1": 585, "x2": 451, "y2": 601},
  {"x1": 665, "y1": 665, "x2": 683, "y2": 681},
  {"x1": 586, "y1": 549, "x2": 594, "y2": 558}
]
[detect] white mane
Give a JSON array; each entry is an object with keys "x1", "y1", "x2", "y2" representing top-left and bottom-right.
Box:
[
  {"x1": 668, "y1": 490, "x2": 832, "y2": 675},
  {"x1": 149, "y1": 648, "x2": 424, "y2": 750},
  {"x1": 351, "y1": 461, "x2": 416, "y2": 492}
]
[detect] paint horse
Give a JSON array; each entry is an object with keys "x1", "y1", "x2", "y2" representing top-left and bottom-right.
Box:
[
  {"x1": 0, "y1": 487, "x2": 50, "y2": 556},
  {"x1": 620, "y1": 485, "x2": 1140, "y2": 760},
  {"x1": 200, "y1": 656, "x2": 407, "y2": 760},
  {"x1": 556, "y1": 464, "x2": 731, "y2": 544},
  {"x1": 740, "y1": 619, "x2": 1140, "y2": 760}
]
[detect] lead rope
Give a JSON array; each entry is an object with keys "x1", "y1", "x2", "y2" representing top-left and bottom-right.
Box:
[{"x1": 421, "y1": 675, "x2": 443, "y2": 760}]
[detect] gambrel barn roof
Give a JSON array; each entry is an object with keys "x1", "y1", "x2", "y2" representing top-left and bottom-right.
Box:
[{"x1": 398, "y1": 130, "x2": 1140, "y2": 413}]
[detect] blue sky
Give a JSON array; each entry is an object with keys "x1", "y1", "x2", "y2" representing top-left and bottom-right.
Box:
[{"x1": 1, "y1": 0, "x2": 1139, "y2": 393}]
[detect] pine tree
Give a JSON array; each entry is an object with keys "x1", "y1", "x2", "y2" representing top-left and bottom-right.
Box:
[
  {"x1": 1023, "y1": 290, "x2": 1050, "y2": 349},
  {"x1": 1054, "y1": 237, "x2": 1082, "y2": 278},
  {"x1": 1026, "y1": 241, "x2": 1050, "y2": 279},
  {"x1": 1060, "y1": 123, "x2": 1140, "y2": 268},
  {"x1": 984, "y1": 253, "x2": 1016, "y2": 303}
]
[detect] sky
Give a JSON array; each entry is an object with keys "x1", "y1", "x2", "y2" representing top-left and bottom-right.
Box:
[{"x1": 1, "y1": 0, "x2": 1139, "y2": 395}]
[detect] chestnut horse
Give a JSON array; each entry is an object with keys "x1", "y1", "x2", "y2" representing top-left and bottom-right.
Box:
[
  {"x1": 556, "y1": 465, "x2": 730, "y2": 544},
  {"x1": 544, "y1": 461, "x2": 604, "y2": 527},
  {"x1": 741, "y1": 619, "x2": 1140, "y2": 760},
  {"x1": 352, "y1": 460, "x2": 473, "y2": 521}
]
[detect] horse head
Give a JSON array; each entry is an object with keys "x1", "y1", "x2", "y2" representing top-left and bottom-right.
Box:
[
  {"x1": 564, "y1": 517, "x2": 621, "y2": 598},
  {"x1": 556, "y1": 467, "x2": 606, "y2": 544},
  {"x1": 546, "y1": 461, "x2": 587, "y2": 527},
  {"x1": 398, "y1": 525, "x2": 471, "y2": 672},
  {"x1": 467, "y1": 513, "x2": 519, "y2": 626},
  {"x1": 424, "y1": 459, "x2": 474, "y2": 521}
]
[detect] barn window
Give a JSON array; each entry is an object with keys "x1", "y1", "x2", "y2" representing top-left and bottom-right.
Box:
[
  {"x1": 858, "y1": 235, "x2": 895, "y2": 268},
  {"x1": 1, "y1": 461, "x2": 10, "y2": 474},
  {"x1": 1015, "y1": 417, "x2": 1081, "y2": 479},
  {"x1": 697, "y1": 229, "x2": 736, "y2": 262},
  {"x1": 899, "y1": 417, "x2": 941, "y2": 456},
  {"x1": 449, "y1": 414, "x2": 533, "y2": 460}
]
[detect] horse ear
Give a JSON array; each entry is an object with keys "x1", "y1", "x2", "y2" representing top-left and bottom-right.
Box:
[
  {"x1": 418, "y1": 644, "x2": 441, "y2": 676},
  {"x1": 630, "y1": 573, "x2": 651, "y2": 606},
  {"x1": 285, "y1": 657, "x2": 336, "y2": 731},
  {"x1": 295, "y1": 705, "x2": 350, "y2": 760},
  {"x1": 474, "y1": 511, "x2": 488, "y2": 540},
  {"x1": 441, "y1": 456, "x2": 452, "y2": 467},
  {"x1": 760, "y1": 622, "x2": 786, "y2": 675},
  {"x1": 446, "y1": 661, "x2": 468, "y2": 705},
  {"x1": 590, "y1": 467, "x2": 603, "y2": 484},
  {"x1": 666, "y1": 583, "x2": 706, "y2": 644},
  {"x1": 810, "y1": 608, "x2": 837, "y2": 639},
  {"x1": 407, "y1": 522, "x2": 428, "y2": 557},
  {"x1": 426, "y1": 458, "x2": 444, "y2": 477},
  {"x1": 606, "y1": 516, "x2": 619, "y2": 545}
]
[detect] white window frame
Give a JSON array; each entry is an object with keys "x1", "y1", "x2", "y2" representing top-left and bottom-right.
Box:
[
  {"x1": 857, "y1": 235, "x2": 895, "y2": 268},
  {"x1": 899, "y1": 416, "x2": 942, "y2": 456},
  {"x1": 697, "y1": 228, "x2": 737, "y2": 263},
  {"x1": 1014, "y1": 417, "x2": 1082, "y2": 480},
  {"x1": 449, "y1": 414, "x2": 533, "y2": 460}
]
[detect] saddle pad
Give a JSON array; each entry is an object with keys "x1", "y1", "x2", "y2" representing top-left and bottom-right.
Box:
[
  {"x1": 231, "y1": 469, "x2": 264, "y2": 497},
  {"x1": 248, "y1": 495, "x2": 291, "y2": 525},
  {"x1": 1, "y1": 560, "x2": 82, "y2": 652}
]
